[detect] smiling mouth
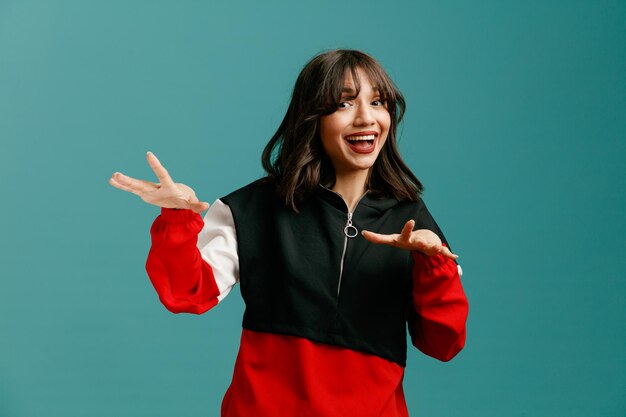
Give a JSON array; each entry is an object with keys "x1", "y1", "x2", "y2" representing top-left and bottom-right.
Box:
[
  {"x1": 344, "y1": 133, "x2": 377, "y2": 153},
  {"x1": 345, "y1": 134, "x2": 376, "y2": 146}
]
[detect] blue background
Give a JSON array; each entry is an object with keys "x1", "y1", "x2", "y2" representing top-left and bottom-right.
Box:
[{"x1": 1, "y1": 1, "x2": 624, "y2": 416}]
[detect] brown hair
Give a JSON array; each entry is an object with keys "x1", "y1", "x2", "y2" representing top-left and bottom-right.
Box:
[{"x1": 262, "y1": 49, "x2": 423, "y2": 210}]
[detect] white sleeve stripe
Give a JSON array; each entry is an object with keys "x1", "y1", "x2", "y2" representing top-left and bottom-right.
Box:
[
  {"x1": 196, "y1": 199, "x2": 239, "y2": 303},
  {"x1": 457, "y1": 265, "x2": 463, "y2": 277}
]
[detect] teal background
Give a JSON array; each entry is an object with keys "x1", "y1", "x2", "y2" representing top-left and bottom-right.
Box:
[{"x1": 1, "y1": 1, "x2": 624, "y2": 416}]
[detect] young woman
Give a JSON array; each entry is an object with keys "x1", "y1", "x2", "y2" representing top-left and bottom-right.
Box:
[{"x1": 109, "y1": 49, "x2": 468, "y2": 417}]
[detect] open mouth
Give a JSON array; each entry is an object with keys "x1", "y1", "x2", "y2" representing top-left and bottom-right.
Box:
[{"x1": 344, "y1": 133, "x2": 377, "y2": 153}]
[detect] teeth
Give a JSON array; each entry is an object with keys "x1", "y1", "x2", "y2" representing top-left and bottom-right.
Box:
[{"x1": 346, "y1": 135, "x2": 376, "y2": 141}]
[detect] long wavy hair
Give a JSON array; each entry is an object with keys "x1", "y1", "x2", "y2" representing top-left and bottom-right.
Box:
[{"x1": 262, "y1": 49, "x2": 423, "y2": 211}]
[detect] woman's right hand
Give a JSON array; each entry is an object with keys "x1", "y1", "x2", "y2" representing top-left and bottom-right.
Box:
[{"x1": 109, "y1": 152, "x2": 209, "y2": 214}]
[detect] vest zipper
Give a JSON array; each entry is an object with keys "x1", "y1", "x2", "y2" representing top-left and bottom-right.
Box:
[{"x1": 335, "y1": 191, "x2": 368, "y2": 297}]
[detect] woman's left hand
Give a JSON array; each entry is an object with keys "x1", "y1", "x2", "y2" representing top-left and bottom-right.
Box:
[{"x1": 362, "y1": 220, "x2": 458, "y2": 260}]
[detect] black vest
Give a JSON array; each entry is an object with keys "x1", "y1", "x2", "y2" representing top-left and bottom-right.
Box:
[{"x1": 221, "y1": 179, "x2": 447, "y2": 366}]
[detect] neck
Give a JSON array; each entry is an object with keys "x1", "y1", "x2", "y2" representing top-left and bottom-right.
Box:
[{"x1": 331, "y1": 170, "x2": 369, "y2": 211}]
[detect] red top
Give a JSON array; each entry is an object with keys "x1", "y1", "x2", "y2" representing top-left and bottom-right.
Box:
[{"x1": 146, "y1": 207, "x2": 468, "y2": 417}]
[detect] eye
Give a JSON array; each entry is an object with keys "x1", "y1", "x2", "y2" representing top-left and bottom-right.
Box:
[
  {"x1": 338, "y1": 101, "x2": 353, "y2": 109},
  {"x1": 371, "y1": 99, "x2": 386, "y2": 106}
]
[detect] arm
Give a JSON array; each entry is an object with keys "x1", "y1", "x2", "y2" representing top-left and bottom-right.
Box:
[
  {"x1": 146, "y1": 200, "x2": 239, "y2": 314},
  {"x1": 408, "y1": 250, "x2": 468, "y2": 362},
  {"x1": 362, "y1": 201, "x2": 469, "y2": 361},
  {"x1": 109, "y1": 152, "x2": 237, "y2": 314}
]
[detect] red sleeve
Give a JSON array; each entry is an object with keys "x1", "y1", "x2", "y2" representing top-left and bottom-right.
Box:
[
  {"x1": 145, "y1": 208, "x2": 220, "y2": 314},
  {"x1": 408, "y1": 250, "x2": 469, "y2": 362}
]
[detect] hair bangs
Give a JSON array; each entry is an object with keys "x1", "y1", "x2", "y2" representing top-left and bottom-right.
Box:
[{"x1": 316, "y1": 52, "x2": 401, "y2": 118}]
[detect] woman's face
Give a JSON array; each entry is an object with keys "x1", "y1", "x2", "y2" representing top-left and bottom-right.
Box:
[{"x1": 319, "y1": 68, "x2": 391, "y2": 177}]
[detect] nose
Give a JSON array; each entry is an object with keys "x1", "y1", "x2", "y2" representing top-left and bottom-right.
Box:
[{"x1": 353, "y1": 102, "x2": 375, "y2": 126}]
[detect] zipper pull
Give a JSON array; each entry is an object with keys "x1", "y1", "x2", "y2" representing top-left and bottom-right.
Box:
[{"x1": 344, "y1": 212, "x2": 358, "y2": 238}]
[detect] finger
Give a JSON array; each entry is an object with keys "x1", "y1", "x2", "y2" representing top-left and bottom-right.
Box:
[
  {"x1": 109, "y1": 177, "x2": 135, "y2": 194},
  {"x1": 146, "y1": 152, "x2": 175, "y2": 186},
  {"x1": 426, "y1": 243, "x2": 458, "y2": 260},
  {"x1": 111, "y1": 172, "x2": 156, "y2": 194},
  {"x1": 361, "y1": 230, "x2": 398, "y2": 246},
  {"x1": 189, "y1": 201, "x2": 210, "y2": 214},
  {"x1": 399, "y1": 220, "x2": 415, "y2": 241},
  {"x1": 110, "y1": 173, "x2": 141, "y2": 194},
  {"x1": 440, "y1": 245, "x2": 459, "y2": 260}
]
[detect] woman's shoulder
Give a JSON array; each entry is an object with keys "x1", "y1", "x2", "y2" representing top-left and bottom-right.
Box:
[
  {"x1": 362, "y1": 190, "x2": 425, "y2": 213},
  {"x1": 221, "y1": 177, "x2": 278, "y2": 206}
]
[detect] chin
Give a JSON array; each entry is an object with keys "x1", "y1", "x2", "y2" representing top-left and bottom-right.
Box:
[{"x1": 349, "y1": 158, "x2": 378, "y2": 172}]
